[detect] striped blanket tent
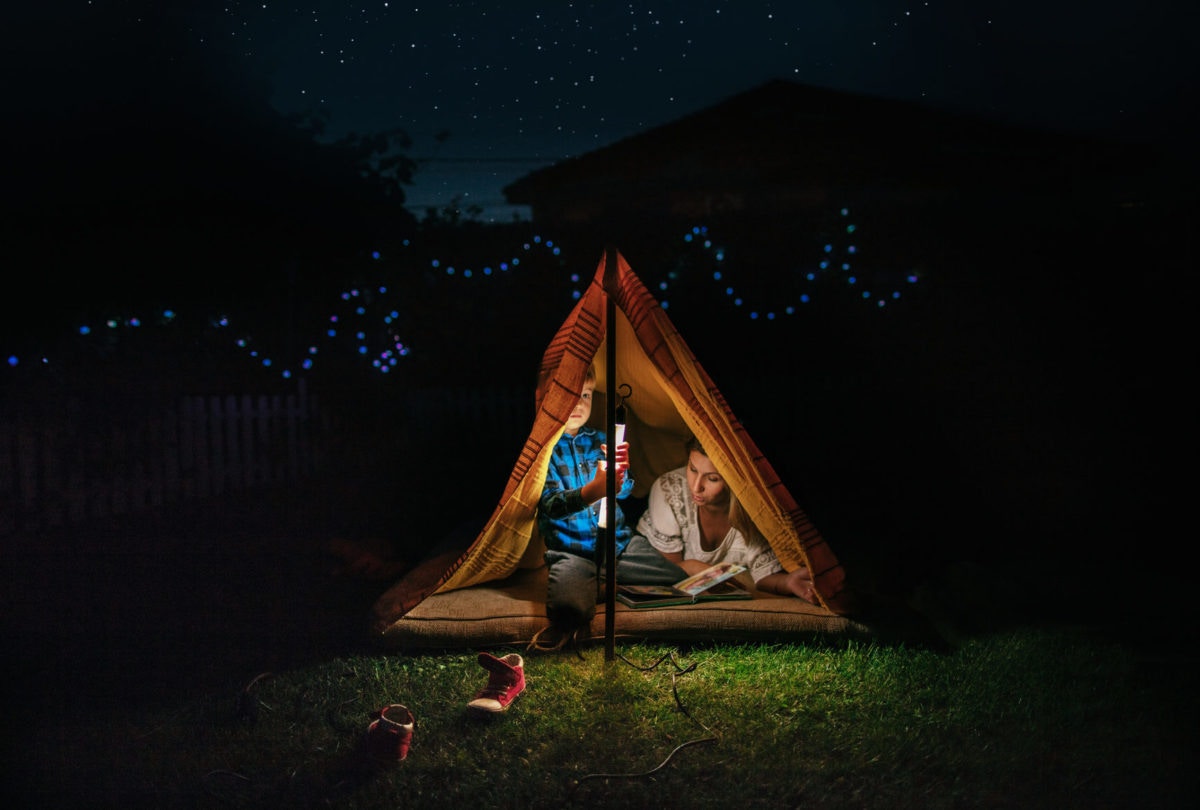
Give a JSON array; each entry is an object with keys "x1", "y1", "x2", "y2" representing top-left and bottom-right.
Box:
[{"x1": 371, "y1": 249, "x2": 854, "y2": 636}]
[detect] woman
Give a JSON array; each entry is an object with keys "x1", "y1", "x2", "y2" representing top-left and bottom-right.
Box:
[{"x1": 636, "y1": 438, "x2": 817, "y2": 603}]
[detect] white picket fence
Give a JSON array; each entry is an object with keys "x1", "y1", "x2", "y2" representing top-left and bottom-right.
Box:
[
  {"x1": 0, "y1": 382, "x2": 532, "y2": 537},
  {"x1": 0, "y1": 381, "x2": 324, "y2": 536}
]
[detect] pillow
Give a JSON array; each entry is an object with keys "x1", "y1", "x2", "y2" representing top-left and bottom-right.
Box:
[{"x1": 375, "y1": 566, "x2": 870, "y2": 649}]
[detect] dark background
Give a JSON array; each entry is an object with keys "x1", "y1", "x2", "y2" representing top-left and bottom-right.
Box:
[{"x1": 1, "y1": 3, "x2": 1196, "y2": 722}]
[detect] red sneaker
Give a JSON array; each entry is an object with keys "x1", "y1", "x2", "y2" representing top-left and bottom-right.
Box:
[
  {"x1": 365, "y1": 703, "x2": 414, "y2": 761},
  {"x1": 468, "y1": 653, "x2": 526, "y2": 714}
]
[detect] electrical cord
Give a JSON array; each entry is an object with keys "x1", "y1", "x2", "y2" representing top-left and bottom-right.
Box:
[{"x1": 570, "y1": 649, "x2": 718, "y2": 792}]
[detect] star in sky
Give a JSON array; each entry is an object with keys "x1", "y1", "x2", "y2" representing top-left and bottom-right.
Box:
[{"x1": 173, "y1": 1, "x2": 1194, "y2": 221}]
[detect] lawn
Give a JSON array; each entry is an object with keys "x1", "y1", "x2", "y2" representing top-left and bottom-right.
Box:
[{"x1": 3, "y1": 490, "x2": 1197, "y2": 809}]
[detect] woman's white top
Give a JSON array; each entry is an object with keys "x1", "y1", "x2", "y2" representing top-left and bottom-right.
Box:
[{"x1": 637, "y1": 467, "x2": 783, "y2": 584}]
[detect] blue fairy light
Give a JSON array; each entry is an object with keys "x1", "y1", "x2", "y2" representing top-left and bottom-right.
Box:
[{"x1": 9, "y1": 213, "x2": 921, "y2": 387}]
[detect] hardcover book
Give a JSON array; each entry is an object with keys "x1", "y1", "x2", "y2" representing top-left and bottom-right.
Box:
[{"x1": 617, "y1": 562, "x2": 752, "y2": 608}]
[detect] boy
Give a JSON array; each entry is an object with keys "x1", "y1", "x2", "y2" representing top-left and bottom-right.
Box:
[{"x1": 536, "y1": 366, "x2": 686, "y2": 641}]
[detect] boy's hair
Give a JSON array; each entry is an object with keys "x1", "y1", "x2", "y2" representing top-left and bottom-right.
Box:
[
  {"x1": 534, "y1": 362, "x2": 597, "y2": 406},
  {"x1": 685, "y1": 437, "x2": 763, "y2": 547}
]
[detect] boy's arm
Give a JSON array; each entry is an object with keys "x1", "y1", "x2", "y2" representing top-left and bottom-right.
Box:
[
  {"x1": 539, "y1": 481, "x2": 591, "y2": 519},
  {"x1": 542, "y1": 462, "x2": 621, "y2": 514}
]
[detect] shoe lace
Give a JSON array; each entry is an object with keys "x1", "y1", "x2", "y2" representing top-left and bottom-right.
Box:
[{"x1": 527, "y1": 625, "x2": 585, "y2": 657}]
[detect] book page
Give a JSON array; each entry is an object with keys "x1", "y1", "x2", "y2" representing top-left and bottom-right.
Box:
[{"x1": 675, "y1": 562, "x2": 747, "y2": 596}]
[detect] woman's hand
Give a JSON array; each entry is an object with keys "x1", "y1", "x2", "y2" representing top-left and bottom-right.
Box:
[
  {"x1": 757, "y1": 567, "x2": 819, "y2": 603},
  {"x1": 784, "y1": 567, "x2": 817, "y2": 603}
]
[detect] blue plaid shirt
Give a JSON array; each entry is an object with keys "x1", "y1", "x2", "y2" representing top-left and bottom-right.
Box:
[{"x1": 537, "y1": 425, "x2": 634, "y2": 556}]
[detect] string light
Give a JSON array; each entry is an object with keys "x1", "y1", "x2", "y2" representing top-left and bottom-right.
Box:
[{"x1": 4, "y1": 217, "x2": 921, "y2": 382}]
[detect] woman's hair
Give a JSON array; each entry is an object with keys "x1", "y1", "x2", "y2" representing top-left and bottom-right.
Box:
[{"x1": 685, "y1": 437, "x2": 763, "y2": 546}]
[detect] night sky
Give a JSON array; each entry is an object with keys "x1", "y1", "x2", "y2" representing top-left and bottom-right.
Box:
[
  {"x1": 2, "y1": 0, "x2": 1195, "y2": 361},
  {"x1": 10, "y1": 1, "x2": 1194, "y2": 223},
  {"x1": 217, "y1": 0, "x2": 1195, "y2": 220}
]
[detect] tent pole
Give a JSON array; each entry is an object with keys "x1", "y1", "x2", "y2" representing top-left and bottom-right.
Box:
[{"x1": 602, "y1": 245, "x2": 618, "y2": 661}]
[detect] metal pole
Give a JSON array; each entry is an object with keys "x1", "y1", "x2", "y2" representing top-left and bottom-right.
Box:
[{"x1": 603, "y1": 245, "x2": 618, "y2": 661}]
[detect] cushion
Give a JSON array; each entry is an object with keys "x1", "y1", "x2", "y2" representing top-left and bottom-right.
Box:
[{"x1": 375, "y1": 566, "x2": 871, "y2": 649}]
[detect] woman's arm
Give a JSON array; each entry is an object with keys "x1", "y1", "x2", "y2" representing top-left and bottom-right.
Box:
[{"x1": 658, "y1": 549, "x2": 712, "y2": 577}]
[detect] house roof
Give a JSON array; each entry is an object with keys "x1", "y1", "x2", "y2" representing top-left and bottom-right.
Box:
[{"x1": 503, "y1": 79, "x2": 1141, "y2": 226}]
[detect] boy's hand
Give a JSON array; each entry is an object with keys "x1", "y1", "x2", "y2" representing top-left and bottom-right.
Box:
[
  {"x1": 583, "y1": 442, "x2": 629, "y2": 503},
  {"x1": 600, "y1": 442, "x2": 629, "y2": 472}
]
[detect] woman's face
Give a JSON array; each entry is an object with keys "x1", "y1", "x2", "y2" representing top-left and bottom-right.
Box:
[{"x1": 686, "y1": 449, "x2": 729, "y2": 510}]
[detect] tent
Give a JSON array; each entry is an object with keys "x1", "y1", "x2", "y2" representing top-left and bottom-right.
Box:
[{"x1": 371, "y1": 249, "x2": 861, "y2": 645}]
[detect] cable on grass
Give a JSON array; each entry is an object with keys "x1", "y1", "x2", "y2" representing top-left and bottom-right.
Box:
[
  {"x1": 571, "y1": 649, "x2": 717, "y2": 792},
  {"x1": 234, "y1": 671, "x2": 273, "y2": 723}
]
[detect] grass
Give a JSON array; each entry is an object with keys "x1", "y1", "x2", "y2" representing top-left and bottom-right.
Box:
[
  {"x1": 3, "y1": 487, "x2": 1197, "y2": 809},
  {"x1": 9, "y1": 629, "x2": 1197, "y2": 808}
]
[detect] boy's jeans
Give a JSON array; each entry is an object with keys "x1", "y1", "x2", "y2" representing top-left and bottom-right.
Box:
[{"x1": 544, "y1": 536, "x2": 686, "y2": 629}]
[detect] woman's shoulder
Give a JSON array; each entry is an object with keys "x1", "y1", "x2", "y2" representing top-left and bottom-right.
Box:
[{"x1": 655, "y1": 466, "x2": 687, "y2": 485}]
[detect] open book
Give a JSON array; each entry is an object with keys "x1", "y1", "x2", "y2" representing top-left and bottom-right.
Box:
[{"x1": 617, "y1": 562, "x2": 752, "y2": 608}]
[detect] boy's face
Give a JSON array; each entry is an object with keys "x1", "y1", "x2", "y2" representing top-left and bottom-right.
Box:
[{"x1": 565, "y1": 381, "x2": 594, "y2": 435}]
